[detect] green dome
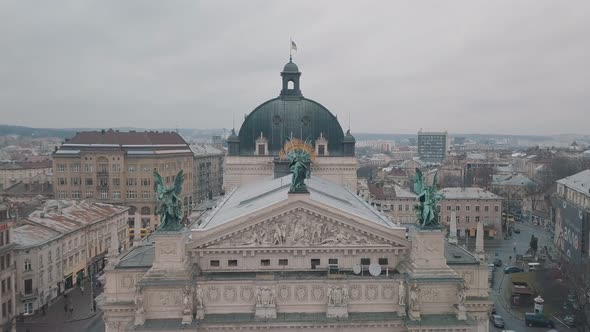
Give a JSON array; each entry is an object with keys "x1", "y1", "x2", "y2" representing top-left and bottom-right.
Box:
[
  {"x1": 282, "y1": 61, "x2": 299, "y2": 73},
  {"x1": 343, "y1": 129, "x2": 356, "y2": 142}
]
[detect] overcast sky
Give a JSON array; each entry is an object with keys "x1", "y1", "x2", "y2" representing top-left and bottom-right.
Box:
[{"x1": 0, "y1": 1, "x2": 588, "y2": 135}]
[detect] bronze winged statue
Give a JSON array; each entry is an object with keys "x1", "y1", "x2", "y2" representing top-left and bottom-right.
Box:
[
  {"x1": 154, "y1": 169, "x2": 184, "y2": 231},
  {"x1": 286, "y1": 140, "x2": 312, "y2": 193},
  {"x1": 412, "y1": 168, "x2": 444, "y2": 228}
]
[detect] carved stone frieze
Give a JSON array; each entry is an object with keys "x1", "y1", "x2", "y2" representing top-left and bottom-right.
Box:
[
  {"x1": 294, "y1": 285, "x2": 308, "y2": 301},
  {"x1": 382, "y1": 284, "x2": 395, "y2": 300},
  {"x1": 349, "y1": 284, "x2": 362, "y2": 301},
  {"x1": 420, "y1": 288, "x2": 440, "y2": 302},
  {"x1": 240, "y1": 286, "x2": 253, "y2": 302},
  {"x1": 120, "y1": 274, "x2": 135, "y2": 289},
  {"x1": 207, "y1": 287, "x2": 219, "y2": 303},
  {"x1": 223, "y1": 286, "x2": 237, "y2": 302},
  {"x1": 148, "y1": 291, "x2": 182, "y2": 307},
  {"x1": 278, "y1": 285, "x2": 291, "y2": 302},
  {"x1": 365, "y1": 285, "x2": 378, "y2": 301},
  {"x1": 206, "y1": 211, "x2": 389, "y2": 248},
  {"x1": 311, "y1": 285, "x2": 325, "y2": 302},
  {"x1": 460, "y1": 271, "x2": 474, "y2": 285}
]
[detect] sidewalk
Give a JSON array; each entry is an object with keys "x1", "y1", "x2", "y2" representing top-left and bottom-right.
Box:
[{"x1": 23, "y1": 279, "x2": 102, "y2": 324}]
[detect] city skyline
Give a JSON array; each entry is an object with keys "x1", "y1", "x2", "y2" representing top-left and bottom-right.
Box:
[{"x1": 1, "y1": 1, "x2": 589, "y2": 135}]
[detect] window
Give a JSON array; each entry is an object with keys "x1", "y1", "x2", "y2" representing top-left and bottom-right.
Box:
[
  {"x1": 24, "y1": 260, "x2": 31, "y2": 271},
  {"x1": 1, "y1": 280, "x2": 4, "y2": 294},
  {"x1": 141, "y1": 191, "x2": 150, "y2": 199},
  {"x1": 210, "y1": 260, "x2": 220, "y2": 267},
  {"x1": 2, "y1": 302, "x2": 6, "y2": 318},
  {"x1": 86, "y1": 191, "x2": 93, "y2": 198},
  {"x1": 495, "y1": 206, "x2": 499, "y2": 212},
  {"x1": 311, "y1": 259, "x2": 320, "y2": 269},
  {"x1": 446, "y1": 206, "x2": 451, "y2": 211},
  {"x1": 446, "y1": 216, "x2": 451, "y2": 223},
  {"x1": 70, "y1": 163, "x2": 80, "y2": 172},
  {"x1": 57, "y1": 164, "x2": 66, "y2": 172},
  {"x1": 278, "y1": 259, "x2": 289, "y2": 266},
  {"x1": 71, "y1": 177, "x2": 80, "y2": 185},
  {"x1": 475, "y1": 206, "x2": 480, "y2": 212},
  {"x1": 328, "y1": 258, "x2": 338, "y2": 265},
  {"x1": 111, "y1": 164, "x2": 121, "y2": 173},
  {"x1": 113, "y1": 191, "x2": 121, "y2": 200},
  {"x1": 475, "y1": 216, "x2": 480, "y2": 222},
  {"x1": 465, "y1": 216, "x2": 470, "y2": 223},
  {"x1": 405, "y1": 205, "x2": 409, "y2": 211},
  {"x1": 455, "y1": 205, "x2": 460, "y2": 211},
  {"x1": 128, "y1": 165, "x2": 137, "y2": 173},
  {"x1": 112, "y1": 178, "x2": 120, "y2": 186},
  {"x1": 7, "y1": 299, "x2": 11, "y2": 315},
  {"x1": 465, "y1": 206, "x2": 470, "y2": 212},
  {"x1": 24, "y1": 302, "x2": 33, "y2": 315},
  {"x1": 398, "y1": 205, "x2": 403, "y2": 211},
  {"x1": 24, "y1": 279, "x2": 33, "y2": 294},
  {"x1": 142, "y1": 164, "x2": 150, "y2": 172},
  {"x1": 141, "y1": 178, "x2": 151, "y2": 186},
  {"x1": 484, "y1": 206, "x2": 489, "y2": 212},
  {"x1": 258, "y1": 144, "x2": 265, "y2": 155},
  {"x1": 318, "y1": 145, "x2": 325, "y2": 156},
  {"x1": 261, "y1": 259, "x2": 271, "y2": 266},
  {"x1": 84, "y1": 164, "x2": 93, "y2": 172},
  {"x1": 228, "y1": 259, "x2": 238, "y2": 267},
  {"x1": 126, "y1": 191, "x2": 138, "y2": 199},
  {"x1": 58, "y1": 177, "x2": 67, "y2": 185},
  {"x1": 72, "y1": 190, "x2": 81, "y2": 199},
  {"x1": 360, "y1": 258, "x2": 370, "y2": 265},
  {"x1": 7, "y1": 277, "x2": 10, "y2": 291},
  {"x1": 100, "y1": 191, "x2": 108, "y2": 199},
  {"x1": 85, "y1": 178, "x2": 93, "y2": 186},
  {"x1": 126, "y1": 178, "x2": 137, "y2": 186},
  {"x1": 378, "y1": 258, "x2": 389, "y2": 265}
]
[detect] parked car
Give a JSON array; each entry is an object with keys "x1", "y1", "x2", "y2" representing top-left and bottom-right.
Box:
[
  {"x1": 490, "y1": 314, "x2": 505, "y2": 328},
  {"x1": 493, "y1": 258, "x2": 503, "y2": 267},
  {"x1": 513, "y1": 228, "x2": 521, "y2": 234},
  {"x1": 524, "y1": 313, "x2": 554, "y2": 328},
  {"x1": 504, "y1": 266, "x2": 524, "y2": 274}
]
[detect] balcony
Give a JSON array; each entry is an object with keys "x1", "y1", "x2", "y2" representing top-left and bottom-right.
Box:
[
  {"x1": 97, "y1": 170, "x2": 109, "y2": 177},
  {"x1": 18, "y1": 289, "x2": 38, "y2": 300}
]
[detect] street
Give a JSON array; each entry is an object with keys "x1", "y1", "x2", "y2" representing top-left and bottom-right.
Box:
[{"x1": 473, "y1": 221, "x2": 576, "y2": 332}]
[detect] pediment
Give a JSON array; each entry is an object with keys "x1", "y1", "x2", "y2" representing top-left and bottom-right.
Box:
[{"x1": 190, "y1": 204, "x2": 409, "y2": 250}]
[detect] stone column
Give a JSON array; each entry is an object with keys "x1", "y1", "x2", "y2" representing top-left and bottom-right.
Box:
[
  {"x1": 449, "y1": 210, "x2": 458, "y2": 244},
  {"x1": 475, "y1": 220, "x2": 485, "y2": 261},
  {"x1": 107, "y1": 220, "x2": 119, "y2": 267},
  {"x1": 134, "y1": 212, "x2": 141, "y2": 246}
]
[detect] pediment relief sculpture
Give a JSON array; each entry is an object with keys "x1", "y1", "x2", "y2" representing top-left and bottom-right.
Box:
[{"x1": 203, "y1": 211, "x2": 398, "y2": 248}]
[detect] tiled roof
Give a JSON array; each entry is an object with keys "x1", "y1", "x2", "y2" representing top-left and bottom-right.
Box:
[
  {"x1": 190, "y1": 144, "x2": 224, "y2": 156},
  {"x1": 65, "y1": 129, "x2": 187, "y2": 145},
  {"x1": 13, "y1": 224, "x2": 61, "y2": 247},
  {"x1": 557, "y1": 169, "x2": 590, "y2": 195}
]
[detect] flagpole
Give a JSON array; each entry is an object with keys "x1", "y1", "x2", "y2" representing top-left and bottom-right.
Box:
[{"x1": 289, "y1": 37, "x2": 292, "y2": 61}]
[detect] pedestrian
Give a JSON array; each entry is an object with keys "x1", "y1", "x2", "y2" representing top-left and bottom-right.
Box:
[
  {"x1": 69, "y1": 306, "x2": 74, "y2": 318},
  {"x1": 64, "y1": 302, "x2": 68, "y2": 314},
  {"x1": 80, "y1": 284, "x2": 84, "y2": 295}
]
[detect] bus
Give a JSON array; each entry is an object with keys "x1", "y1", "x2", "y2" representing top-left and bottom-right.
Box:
[{"x1": 128, "y1": 228, "x2": 149, "y2": 239}]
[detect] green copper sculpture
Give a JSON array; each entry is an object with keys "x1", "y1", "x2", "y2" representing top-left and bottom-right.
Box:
[
  {"x1": 412, "y1": 168, "x2": 444, "y2": 228},
  {"x1": 154, "y1": 169, "x2": 184, "y2": 231},
  {"x1": 287, "y1": 146, "x2": 311, "y2": 193}
]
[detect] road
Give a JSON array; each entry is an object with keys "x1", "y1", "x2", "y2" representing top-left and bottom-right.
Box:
[{"x1": 473, "y1": 221, "x2": 575, "y2": 332}]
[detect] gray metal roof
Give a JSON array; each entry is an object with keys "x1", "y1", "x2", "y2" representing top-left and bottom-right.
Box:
[
  {"x1": 197, "y1": 175, "x2": 397, "y2": 230},
  {"x1": 557, "y1": 169, "x2": 590, "y2": 195},
  {"x1": 190, "y1": 143, "x2": 224, "y2": 156},
  {"x1": 13, "y1": 224, "x2": 61, "y2": 248},
  {"x1": 444, "y1": 242, "x2": 479, "y2": 265},
  {"x1": 438, "y1": 187, "x2": 501, "y2": 200},
  {"x1": 116, "y1": 243, "x2": 155, "y2": 269}
]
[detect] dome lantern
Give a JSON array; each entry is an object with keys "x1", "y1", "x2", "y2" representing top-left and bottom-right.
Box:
[{"x1": 280, "y1": 58, "x2": 302, "y2": 98}]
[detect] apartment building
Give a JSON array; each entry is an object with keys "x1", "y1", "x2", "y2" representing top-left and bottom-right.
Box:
[
  {"x1": 0, "y1": 219, "x2": 16, "y2": 332},
  {"x1": 0, "y1": 160, "x2": 52, "y2": 190},
  {"x1": 367, "y1": 183, "x2": 417, "y2": 224},
  {"x1": 417, "y1": 131, "x2": 447, "y2": 162},
  {"x1": 12, "y1": 200, "x2": 128, "y2": 315},
  {"x1": 52, "y1": 129, "x2": 193, "y2": 230},
  {"x1": 439, "y1": 187, "x2": 503, "y2": 239},
  {"x1": 191, "y1": 144, "x2": 224, "y2": 204}
]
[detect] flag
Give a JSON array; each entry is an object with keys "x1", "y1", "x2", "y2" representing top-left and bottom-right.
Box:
[{"x1": 291, "y1": 40, "x2": 298, "y2": 52}]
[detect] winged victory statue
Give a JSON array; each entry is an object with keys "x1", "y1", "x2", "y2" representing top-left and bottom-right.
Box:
[{"x1": 154, "y1": 169, "x2": 184, "y2": 231}]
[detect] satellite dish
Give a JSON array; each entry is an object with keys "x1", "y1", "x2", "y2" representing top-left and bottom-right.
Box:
[
  {"x1": 352, "y1": 264, "x2": 362, "y2": 275},
  {"x1": 369, "y1": 263, "x2": 382, "y2": 277}
]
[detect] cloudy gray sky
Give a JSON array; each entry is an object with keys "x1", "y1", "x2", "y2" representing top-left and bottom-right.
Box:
[{"x1": 0, "y1": 1, "x2": 588, "y2": 135}]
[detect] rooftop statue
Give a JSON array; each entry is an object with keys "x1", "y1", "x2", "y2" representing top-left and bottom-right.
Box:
[
  {"x1": 284, "y1": 139, "x2": 313, "y2": 193},
  {"x1": 154, "y1": 169, "x2": 184, "y2": 231},
  {"x1": 412, "y1": 168, "x2": 444, "y2": 228}
]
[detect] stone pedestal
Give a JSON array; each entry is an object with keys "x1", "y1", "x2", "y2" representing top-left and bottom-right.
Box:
[
  {"x1": 151, "y1": 228, "x2": 190, "y2": 271},
  {"x1": 397, "y1": 305, "x2": 406, "y2": 317},
  {"x1": 408, "y1": 308, "x2": 421, "y2": 321},
  {"x1": 255, "y1": 305, "x2": 277, "y2": 319},
  {"x1": 196, "y1": 307, "x2": 205, "y2": 320},
  {"x1": 134, "y1": 309, "x2": 145, "y2": 326},
  {"x1": 455, "y1": 304, "x2": 467, "y2": 320},
  {"x1": 182, "y1": 311, "x2": 193, "y2": 325},
  {"x1": 401, "y1": 227, "x2": 459, "y2": 279},
  {"x1": 326, "y1": 305, "x2": 348, "y2": 318}
]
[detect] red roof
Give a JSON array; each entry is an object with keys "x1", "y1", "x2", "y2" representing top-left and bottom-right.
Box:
[{"x1": 66, "y1": 129, "x2": 188, "y2": 145}]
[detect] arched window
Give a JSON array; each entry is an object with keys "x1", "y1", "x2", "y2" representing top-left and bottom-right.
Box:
[
  {"x1": 288, "y1": 80, "x2": 294, "y2": 90},
  {"x1": 141, "y1": 207, "x2": 150, "y2": 215}
]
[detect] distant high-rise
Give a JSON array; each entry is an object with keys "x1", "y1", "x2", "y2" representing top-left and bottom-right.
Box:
[{"x1": 417, "y1": 131, "x2": 447, "y2": 162}]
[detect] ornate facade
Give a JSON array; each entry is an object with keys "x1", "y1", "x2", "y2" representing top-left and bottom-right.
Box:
[{"x1": 98, "y1": 175, "x2": 492, "y2": 331}]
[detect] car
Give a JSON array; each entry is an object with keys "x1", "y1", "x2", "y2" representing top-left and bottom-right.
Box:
[
  {"x1": 493, "y1": 258, "x2": 503, "y2": 267},
  {"x1": 524, "y1": 313, "x2": 554, "y2": 328},
  {"x1": 490, "y1": 314, "x2": 505, "y2": 328},
  {"x1": 513, "y1": 228, "x2": 521, "y2": 234},
  {"x1": 504, "y1": 266, "x2": 524, "y2": 274}
]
